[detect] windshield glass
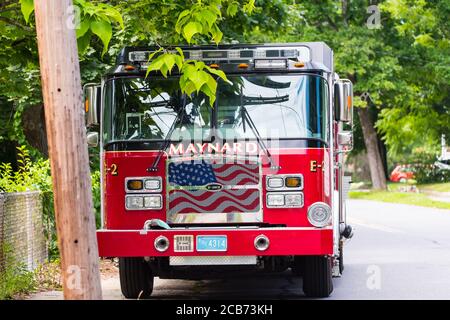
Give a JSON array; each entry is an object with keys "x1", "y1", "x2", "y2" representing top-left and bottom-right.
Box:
[{"x1": 103, "y1": 74, "x2": 329, "y2": 144}]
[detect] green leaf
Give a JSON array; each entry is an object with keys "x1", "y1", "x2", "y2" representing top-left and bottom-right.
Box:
[
  {"x1": 188, "y1": 69, "x2": 209, "y2": 93},
  {"x1": 90, "y1": 18, "x2": 112, "y2": 57},
  {"x1": 174, "y1": 55, "x2": 183, "y2": 71},
  {"x1": 205, "y1": 66, "x2": 229, "y2": 83},
  {"x1": 200, "y1": 83, "x2": 216, "y2": 106},
  {"x1": 182, "y1": 21, "x2": 203, "y2": 44},
  {"x1": 20, "y1": 0, "x2": 34, "y2": 24},
  {"x1": 243, "y1": 0, "x2": 256, "y2": 14},
  {"x1": 145, "y1": 54, "x2": 165, "y2": 77},
  {"x1": 226, "y1": 2, "x2": 238, "y2": 17},
  {"x1": 414, "y1": 34, "x2": 434, "y2": 47},
  {"x1": 104, "y1": 7, "x2": 124, "y2": 29},
  {"x1": 200, "y1": 9, "x2": 218, "y2": 28},
  {"x1": 163, "y1": 54, "x2": 176, "y2": 74},
  {"x1": 175, "y1": 47, "x2": 185, "y2": 59},
  {"x1": 76, "y1": 17, "x2": 91, "y2": 39},
  {"x1": 176, "y1": 9, "x2": 191, "y2": 25},
  {"x1": 205, "y1": 74, "x2": 217, "y2": 93},
  {"x1": 210, "y1": 24, "x2": 223, "y2": 44},
  {"x1": 77, "y1": 30, "x2": 92, "y2": 54}
]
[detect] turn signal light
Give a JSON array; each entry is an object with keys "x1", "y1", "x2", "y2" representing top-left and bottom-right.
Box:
[
  {"x1": 286, "y1": 177, "x2": 301, "y2": 188},
  {"x1": 127, "y1": 179, "x2": 143, "y2": 190}
]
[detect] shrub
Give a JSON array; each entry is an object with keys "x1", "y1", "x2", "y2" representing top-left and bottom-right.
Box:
[
  {"x1": 0, "y1": 146, "x2": 102, "y2": 260},
  {"x1": 0, "y1": 244, "x2": 36, "y2": 299}
]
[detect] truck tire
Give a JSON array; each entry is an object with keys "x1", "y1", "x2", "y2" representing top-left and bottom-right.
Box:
[
  {"x1": 302, "y1": 255, "x2": 333, "y2": 298},
  {"x1": 119, "y1": 257, "x2": 154, "y2": 299},
  {"x1": 292, "y1": 256, "x2": 305, "y2": 276}
]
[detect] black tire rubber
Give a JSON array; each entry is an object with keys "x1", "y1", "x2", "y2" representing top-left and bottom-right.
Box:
[
  {"x1": 302, "y1": 255, "x2": 333, "y2": 298},
  {"x1": 119, "y1": 257, "x2": 154, "y2": 299},
  {"x1": 292, "y1": 256, "x2": 305, "y2": 276}
]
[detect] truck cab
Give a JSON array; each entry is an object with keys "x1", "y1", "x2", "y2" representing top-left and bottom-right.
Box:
[{"x1": 84, "y1": 42, "x2": 354, "y2": 298}]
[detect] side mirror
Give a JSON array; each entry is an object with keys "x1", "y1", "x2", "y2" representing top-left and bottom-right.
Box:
[
  {"x1": 83, "y1": 83, "x2": 101, "y2": 128},
  {"x1": 334, "y1": 79, "x2": 353, "y2": 125},
  {"x1": 86, "y1": 131, "x2": 99, "y2": 147}
]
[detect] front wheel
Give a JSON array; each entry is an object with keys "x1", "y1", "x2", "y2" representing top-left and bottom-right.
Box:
[
  {"x1": 302, "y1": 255, "x2": 333, "y2": 298},
  {"x1": 119, "y1": 257, "x2": 154, "y2": 299}
]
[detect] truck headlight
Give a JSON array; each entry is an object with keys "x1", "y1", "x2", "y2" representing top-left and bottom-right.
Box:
[
  {"x1": 125, "y1": 195, "x2": 162, "y2": 210},
  {"x1": 285, "y1": 193, "x2": 303, "y2": 207},
  {"x1": 307, "y1": 202, "x2": 331, "y2": 227},
  {"x1": 267, "y1": 177, "x2": 284, "y2": 188},
  {"x1": 126, "y1": 195, "x2": 144, "y2": 210},
  {"x1": 144, "y1": 178, "x2": 161, "y2": 191},
  {"x1": 267, "y1": 193, "x2": 285, "y2": 207},
  {"x1": 144, "y1": 195, "x2": 162, "y2": 209}
]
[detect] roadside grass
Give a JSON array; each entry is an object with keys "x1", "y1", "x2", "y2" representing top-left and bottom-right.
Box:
[
  {"x1": 387, "y1": 182, "x2": 450, "y2": 193},
  {"x1": 349, "y1": 190, "x2": 450, "y2": 210},
  {"x1": 417, "y1": 182, "x2": 450, "y2": 193}
]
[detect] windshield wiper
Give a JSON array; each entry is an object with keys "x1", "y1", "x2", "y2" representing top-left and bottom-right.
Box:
[
  {"x1": 147, "y1": 95, "x2": 187, "y2": 172},
  {"x1": 240, "y1": 106, "x2": 281, "y2": 170}
]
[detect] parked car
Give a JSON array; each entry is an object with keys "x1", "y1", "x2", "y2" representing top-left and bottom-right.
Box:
[{"x1": 390, "y1": 165, "x2": 415, "y2": 183}]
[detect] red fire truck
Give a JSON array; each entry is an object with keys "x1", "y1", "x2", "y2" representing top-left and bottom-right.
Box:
[{"x1": 84, "y1": 42, "x2": 354, "y2": 298}]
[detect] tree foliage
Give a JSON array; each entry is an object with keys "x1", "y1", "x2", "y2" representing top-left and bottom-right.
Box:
[{"x1": 0, "y1": 0, "x2": 448, "y2": 171}]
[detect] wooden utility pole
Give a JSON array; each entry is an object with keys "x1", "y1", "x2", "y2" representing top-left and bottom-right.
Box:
[{"x1": 34, "y1": 0, "x2": 102, "y2": 299}]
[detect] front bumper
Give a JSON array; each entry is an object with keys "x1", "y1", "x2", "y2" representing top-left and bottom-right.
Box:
[{"x1": 97, "y1": 227, "x2": 333, "y2": 257}]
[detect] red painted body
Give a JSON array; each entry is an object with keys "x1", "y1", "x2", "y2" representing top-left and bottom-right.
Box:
[
  {"x1": 97, "y1": 228, "x2": 333, "y2": 257},
  {"x1": 98, "y1": 147, "x2": 334, "y2": 256}
]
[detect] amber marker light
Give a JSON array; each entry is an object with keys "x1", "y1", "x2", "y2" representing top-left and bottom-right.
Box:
[
  {"x1": 209, "y1": 63, "x2": 220, "y2": 69},
  {"x1": 285, "y1": 177, "x2": 302, "y2": 188},
  {"x1": 124, "y1": 64, "x2": 136, "y2": 71},
  {"x1": 238, "y1": 63, "x2": 249, "y2": 69},
  {"x1": 127, "y1": 179, "x2": 143, "y2": 190},
  {"x1": 294, "y1": 62, "x2": 305, "y2": 68}
]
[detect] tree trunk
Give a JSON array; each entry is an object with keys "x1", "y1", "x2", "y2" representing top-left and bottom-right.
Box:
[
  {"x1": 34, "y1": 0, "x2": 102, "y2": 299},
  {"x1": 357, "y1": 107, "x2": 387, "y2": 190}
]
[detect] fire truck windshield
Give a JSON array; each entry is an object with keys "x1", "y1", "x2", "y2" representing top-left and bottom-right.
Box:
[{"x1": 103, "y1": 74, "x2": 329, "y2": 145}]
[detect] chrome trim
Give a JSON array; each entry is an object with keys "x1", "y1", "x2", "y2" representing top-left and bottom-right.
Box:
[
  {"x1": 125, "y1": 194, "x2": 163, "y2": 211},
  {"x1": 266, "y1": 174, "x2": 304, "y2": 191},
  {"x1": 254, "y1": 234, "x2": 270, "y2": 251},
  {"x1": 154, "y1": 235, "x2": 169, "y2": 252},
  {"x1": 169, "y1": 256, "x2": 257, "y2": 266},
  {"x1": 307, "y1": 201, "x2": 332, "y2": 228},
  {"x1": 98, "y1": 226, "x2": 333, "y2": 232},
  {"x1": 266, "y1": 192, "x2": 304, "y2": 208},
  {"x1": 124, "y1": 176, "x2": 162, "y2": 193}
]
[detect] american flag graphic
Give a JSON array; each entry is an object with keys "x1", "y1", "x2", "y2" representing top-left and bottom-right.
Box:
[{"x1": 168, "y1": 160, "x2": 260, "y2": 214}]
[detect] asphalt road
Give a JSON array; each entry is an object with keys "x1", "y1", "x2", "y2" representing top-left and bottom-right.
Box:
[{"x1": 30, "y1": 199, "x2": 450, "y2": 300}]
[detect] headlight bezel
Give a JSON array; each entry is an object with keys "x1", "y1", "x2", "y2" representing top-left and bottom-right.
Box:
[
  {"x1": 266, "y1": 174, "x2": 303, "y2": 191},
  {"x1": 266, "y1": 192, "x2": 304, "y2": 208},
  {"x1": 125, "y1": 194, "x2": 163, "y2": 210},
  {"x1": 125, "y1": 176, "x2": 162, "y2": 193},
  {"x1": 307, "y1": 202, "x2": 332, "y2": 227}
]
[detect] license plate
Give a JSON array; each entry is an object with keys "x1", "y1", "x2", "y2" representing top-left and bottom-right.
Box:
[{"x1": 196, "y1": 236, "x2": 227, "y2": 252}]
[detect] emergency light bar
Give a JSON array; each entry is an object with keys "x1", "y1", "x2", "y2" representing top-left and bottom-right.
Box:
[{"x1": 128, "y1": 46, "x2": 311, "y2": 63}]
